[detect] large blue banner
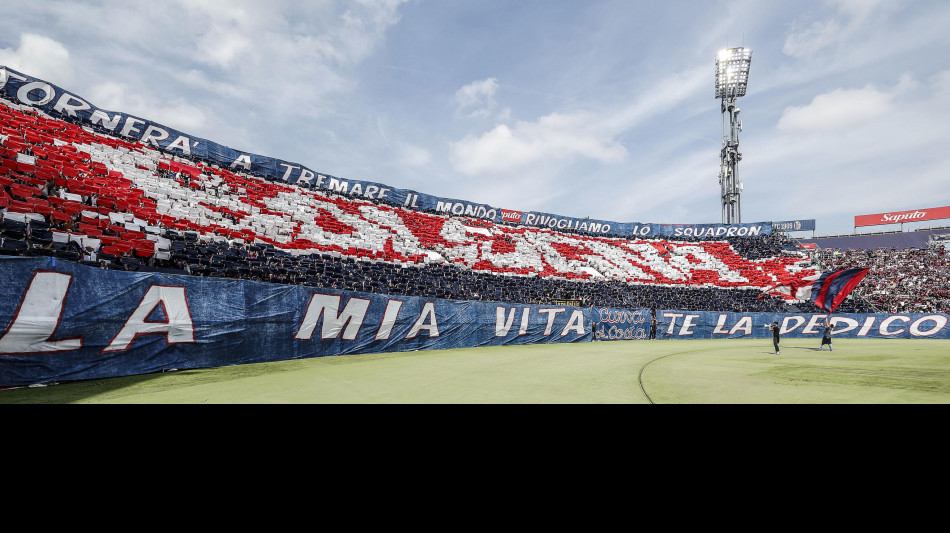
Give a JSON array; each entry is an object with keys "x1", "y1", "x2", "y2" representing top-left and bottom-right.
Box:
[
  {"x1": 3, "y1": 257, "x2": 948, "y2": 386},
  {"x1": 0, "y1": 66, "x2": 771, "y2": 239},
  {"x1": 0, "y1": 257, "x2": 592, "y2": 387},
  {"x1": 656, "y1": 310, "x2": 950, "y2": 340}
]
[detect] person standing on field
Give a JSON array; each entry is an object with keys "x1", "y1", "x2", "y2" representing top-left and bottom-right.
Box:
[
  {"x1": 820, "y1": 317, "x2": 835, "y2": 351},
  {"x1": 768, "y1": 321, "x2": 781, "y2": 355}
]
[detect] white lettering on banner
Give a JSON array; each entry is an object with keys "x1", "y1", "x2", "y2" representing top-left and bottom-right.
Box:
[
  {"x1": 434, "y1": 201, "x2": 496, "y2": 220},
  {"x1": 662, "y1": 312, "x2": 702, "y2": 335},
  {"x1": 89, "y1": 109, "x2": 122, "y2": 131},
  {"x1": 629, "y1": 225, "x2": 652, "y2": 237},
  {"x1": 165, "y1": 135, "x2": 192, "y2": 156},
  {"x1": 595, "y1": 324, "x2": 647, "y2": 340},
  {"x1": 119, "y1": 117, "x2": 146, "y2": 138},
  {"x1": 712, "y1": 314, "x2": 754, "y2": 336},
  {"x1": 17, "y1": 81, "x2": 56, "y2": 106},
  {"x1": 539, "y1": 308, "x2": 566, "y2": 335},
  {"x1": 879, "y1": 316, "x2": 909, "y2": 337},
  {"x1": 496, "y1": 307, "x2": 517, "y2": 337},
  {"x1": 781, "y1": 316, "x2": 805, "y2": 334},
  {"x1": 294, "y1": 296, "x2": 441, "y2": 341},
  {"x1": 501, "y1": 210, "x2": 522, "y2": 222},
  {"x1": 375, "y1": 299, "x2": 403, "y2": 341},
  {"x1": 231, "y1": 154, "x2": 252, "y2": 171},
  {"x1": 674, "y1": 226, "x2": 762, "y2": 238},
  {"x1": 524, "y1": 214, "x2": 609, "y2": 234},
  {"x1": 295, "y1": 294, "x2": 371, "y2": 341},
  {"x1": 910, "y1": 315, "x2": 948, "y2": 337},
  {"x1": 0, "y1": 272, "x2": 83, "y2": 354},
  {"x1": 680, "y1": 314, "x2": 700, "y2": 335},
  {"x1": 829, "y1": 316, "x2": 859, "y2": 335},
  {"x1": 406, "y1": 302, "x2": 439, "y2": 338},
  {"x1": 299, "y1": 169, "x2": 315, "y2": 183},
  {"x1": 731, "y1": 316, "x2": 753, "y2": 336},
  {"x1": 0, "y1": 68, "x2": 28, "y2": 90},
  {"x1": 663, "y1": 312, "x2": 683, "y2": 335},
  {"x1": 599, "y1": 309, "x2": 645, "y2": 324},
  {"x1": 858, "y1": 316, "x2": 877, "y2": 336},
  {"x1": 657, "y1": 314, "x2": 948, "y2": 338},
  {"x1": 279, "y1": 163, "x2": 298, "y2": 181},
  {"x1": 103, "y1": 285, "x2": 195, "y2": 352},
  {"x1": 496, "y1": 307, "x2": 586, "y2": 337},
  {"x1": 141, "y1": 125, "x2": 170, "y2": 148},
  {"x1": 713, "y1": 314, "x2": 729, "y2": 334},
  {"x1": 52, "y1": 93, "x2": 91, "y2": 118},
  {"x1": 882, "y1": 211, "x2": 927, "y2": 223},
  {"x1": 802, "y1": 314, "x2": 828, "y2": 335},
  {"x1": 519, "y1": 307, "x2": 530, "y2": 336},
  {"x1": 329, "y1": 178, "x2": 349, "y2": 195},
  {"x1": 561, "y1": 310, "x2": 586, "y2": 336}
]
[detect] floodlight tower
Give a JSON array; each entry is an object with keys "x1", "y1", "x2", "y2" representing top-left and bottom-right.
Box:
[{"x1": 715, "y1": 47, "x2": 752, "y2": 224}]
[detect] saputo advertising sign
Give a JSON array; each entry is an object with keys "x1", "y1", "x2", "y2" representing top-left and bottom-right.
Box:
[{"x1": 854, "y1": 206, "x2": 950, "y2": 227}]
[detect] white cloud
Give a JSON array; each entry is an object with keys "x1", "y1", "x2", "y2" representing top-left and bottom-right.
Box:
[
  {"x1": 162, "y1": 0, "x2": 407, "y2": 119},
  {"x1": 399, "y1": 144, "x2": 432, "y2": 168},
  {"x1": 783, "y1": 0, "x2": 899, "y2": 58},
  {"x1": 449, "y1": 111, "x2": 628, "y2": 175},
  {"x1": 782, "y1": 18, "x2": 844, "y2": 59},
  {"x1": 931, "y1": 70, "x2": 950, "y2": 107},
  {"x1": 776, "y1": 74, "x2": 916, "y2": 132},
  {"x1": 449, "y1": 65, "x2": 707, "y2": 177},
  {"x1": 87, "y1": 81, "x2": 208, "y2": 133},
  {"x1": 455, "y1": 77, "x2": 499, "y2": 118},
  {"x1": 0, "y1": 33, "x2": 73, "y2": 85},
  {"x1": 739, "y1": 71, "x2": 950, "y2": 228}
]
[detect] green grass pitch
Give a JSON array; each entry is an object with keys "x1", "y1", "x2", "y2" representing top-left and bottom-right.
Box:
[{"x1": 2, "y1": 338, "x2": 949, "y2": 403}]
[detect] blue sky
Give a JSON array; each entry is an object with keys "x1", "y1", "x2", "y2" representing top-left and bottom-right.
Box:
[{"x1": 1, "y1": 0, "x2": 949, "y2": 236}]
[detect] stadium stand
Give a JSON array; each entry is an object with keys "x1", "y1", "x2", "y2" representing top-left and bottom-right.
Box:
[
  {"x1": 1, "y1": 95, "x2": 874, "y2": 313},
  {"x1": 799, "y1": 228, "x2": 950, "y2": 252},
  {"x1": 806, "y1": 245, "x2": 949, "y2": 314}
]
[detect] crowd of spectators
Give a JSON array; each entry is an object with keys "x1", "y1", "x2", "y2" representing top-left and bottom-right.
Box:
[
  {"x1": 5, "y1": 93, "x2": 942, "y2": 316},
  {"x1": 816, "y1": 245, "x2": 949, "y2": 314},
  {"x1": 0, "y1": 210, "x2": 805, "y2": 313}
]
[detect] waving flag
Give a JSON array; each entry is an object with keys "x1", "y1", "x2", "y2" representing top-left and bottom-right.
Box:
[
  {"x1": 758, "y1": 267, "x2": 869, "y2": 311},
  {"x1": 758, "y1": 272, "x2": 822, "y2": 302},
  {"x1": 809, "y1": 267, "x2": 870, "y2": 312}
]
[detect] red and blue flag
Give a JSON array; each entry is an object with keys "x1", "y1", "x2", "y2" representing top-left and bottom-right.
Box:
[
  {"x1": 758, "y1": 267, "x2": 869, "y2": 311},
  {"x1": 808, "y1": 267, "x2": 870, "y2": 312}
]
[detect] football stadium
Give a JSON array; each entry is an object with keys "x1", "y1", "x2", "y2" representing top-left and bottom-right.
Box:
[{"x1": 1, "y1": 4, "x2": 949, "y2": 404}]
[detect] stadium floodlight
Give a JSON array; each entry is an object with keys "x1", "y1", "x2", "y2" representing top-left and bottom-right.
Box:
[
  {"x1": 715, "y1": 47, "x2": 752, "y2": 224},
  {"x1": 715, "y1": 47, "x2": 752, "y2": 99}
]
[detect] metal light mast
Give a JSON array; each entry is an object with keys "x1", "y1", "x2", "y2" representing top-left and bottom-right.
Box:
[{"x1": 715, "y1": 47, "x2": 752, "y2": 224}]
